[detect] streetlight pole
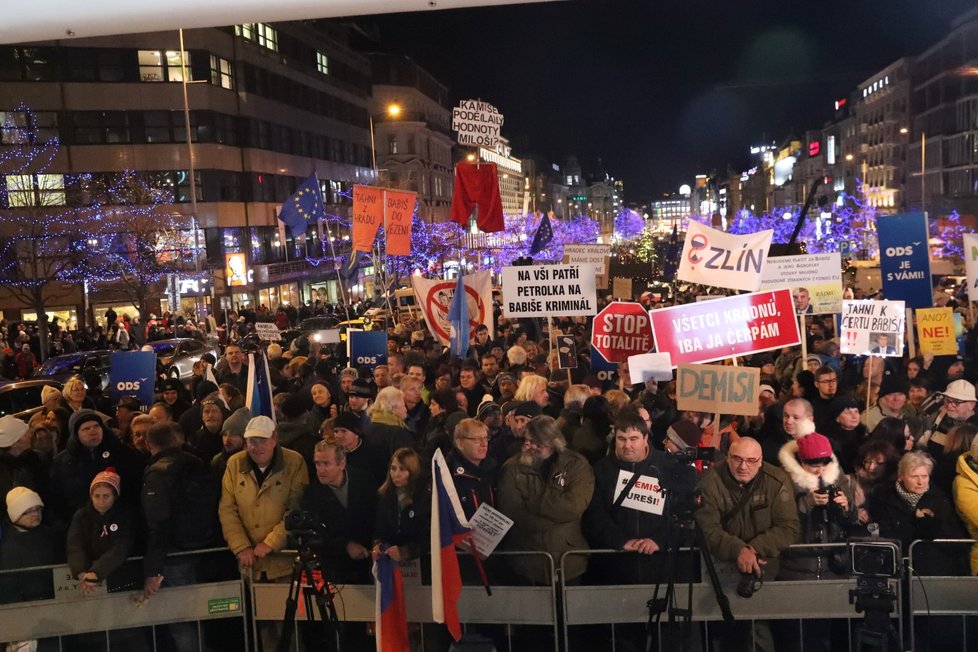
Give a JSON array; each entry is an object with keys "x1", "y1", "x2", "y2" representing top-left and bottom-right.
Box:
[{"x1": 179, "y1": 28, "x2": 205, "y2": 322}]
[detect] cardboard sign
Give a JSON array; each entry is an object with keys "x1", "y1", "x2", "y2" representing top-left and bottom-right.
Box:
[
  {"x1": 676, "y1": 364, "x2": 760, "y2": 416},
  {"x1": 254, "y1": 322, "x2": 282, "y2": 342},
  {"x1": 877, "y1": 212, "x2": 932, "y2": 309},
  {"x1": 839, "y1": 300, "x2": 905, "y2": 357},
  {"x1": 612, "y1": 470, "x2": 665, "y2": 515},
  {"x1": 469, "y1": 503, "x2": 514, "y2": 558},
  {"x1": 563, "y1": 243, "x2": 611, "y2": 276},
  {"x1": 109, "y1": 351, "x2": 156, "y2": 412},
  {"x1": 758, "y1": 253, "x2": 843, "y2": 314},
  {"x1": 347, "y1": 330, "x2": 388, "y2": 368},
  {"x1": 591, "y1": 301, "x2": 655, "y2": 363},
  {"x1": 678, "y1": 221, "x2": 773, "y2": 292},
  {"x1": 627, "y1": 352, "x2": 674, "y2": 383},
  {"x1": 649, "y1": 288, "x2": 801, "y2": 366},
  {"x1": 500, "y1": 263, "x2": 597, "y2": 318},
  {"x1": 613, "y1": 277, "x2": 632, "y2": 299},
  {"x1": 556, "y1": 335, "x2": 578, "y2": 369},
  {"x1": 964, "y1": 233, "x2": 978, "y2": 299},
  {"x1": 916, "y1": 307, "x2": 957, "y2": 355}
]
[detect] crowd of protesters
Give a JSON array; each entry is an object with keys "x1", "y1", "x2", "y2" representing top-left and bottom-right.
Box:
[{"x1": 1, "y1": 285, "x2": 978, "y2": 650}]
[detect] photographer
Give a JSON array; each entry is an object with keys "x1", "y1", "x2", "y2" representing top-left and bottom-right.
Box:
[{"x1": 695, "y1": 437, "x2": 798, "y2": 652}]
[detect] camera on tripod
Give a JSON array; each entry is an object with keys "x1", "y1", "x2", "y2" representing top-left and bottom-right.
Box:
[
  {"x1": 285, "y1": 509, "x2": 327, "y2": 547},
  {"x1": 850, "y1": 538, "x2": 900, "y2": 579}
]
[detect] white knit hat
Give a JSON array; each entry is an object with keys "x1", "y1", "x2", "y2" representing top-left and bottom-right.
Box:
[{"x1": 6, "y1": 486, "x2": 43, "y2": 523}]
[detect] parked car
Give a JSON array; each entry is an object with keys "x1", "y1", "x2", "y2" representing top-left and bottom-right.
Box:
[
  {"x1": 33, "y1": 349, "x2": 112, "y2": 390},
  {"x1": 297, "y1": 315, "x2": 340, "y2": 331},
  {"x1": 146, "y1": 338, "x2": 219, "y2": 380},
  {"x1": 0, "y1": 379, "x2": 64, "y2": 420}
]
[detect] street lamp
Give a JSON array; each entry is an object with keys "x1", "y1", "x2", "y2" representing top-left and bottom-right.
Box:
[{"x1": 369, "y1": 102, "x2": 402, "y2": 177}]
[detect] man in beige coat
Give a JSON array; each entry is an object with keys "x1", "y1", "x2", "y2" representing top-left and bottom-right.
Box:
[{"x1": 219, "y1": 415, "x2": 308, "y2": 580}]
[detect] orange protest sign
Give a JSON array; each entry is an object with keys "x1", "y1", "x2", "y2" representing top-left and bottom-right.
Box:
[
  {"x1": 385, "y1": 190, "x2": 416, "y2": 256},
  {"x1": 352, "y1": 185, "x2": 383, "y2": 252}
]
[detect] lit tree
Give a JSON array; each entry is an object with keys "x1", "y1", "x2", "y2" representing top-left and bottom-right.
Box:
[
  {"x1": 613, "y1": 207, "x2": 645, "y2": 241},
  {"x1": 932, "y1": 210, "x2": 971, "y2": 269}
]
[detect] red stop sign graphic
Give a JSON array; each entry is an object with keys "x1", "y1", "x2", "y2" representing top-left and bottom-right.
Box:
[{"x1": 591, "y1": 301, "x2": 655, "y2": 363}]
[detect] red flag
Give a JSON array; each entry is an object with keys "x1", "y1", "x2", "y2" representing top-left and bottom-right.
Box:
[
  {"x1": 385, "y1": 190, "x2": 416, "y2": 256},
  {"x1": 353, "y1": 185, "x2": 383, "y2": 252}
]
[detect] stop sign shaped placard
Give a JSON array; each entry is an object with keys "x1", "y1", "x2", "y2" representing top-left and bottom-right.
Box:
[{"x1": 591, "y1": 301, "x2": 655, "y2": 363}]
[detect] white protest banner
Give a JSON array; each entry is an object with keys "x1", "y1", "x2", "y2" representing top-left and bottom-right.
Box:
[
  {"x1": 758, "y1": 253, "x2": 843, "y2": 315},
  {"x1": 563, "y1": 244, "x2": 611, "y2": 276},
  {"x1": 677, "y1": 221, "x2": 773, "y2": 292},
  {"x1": 452, "y1": 99, "x2": 504, "y2": 148},
  {"x1": 501, "y1": 263, "x2": 597, "y2": 318},
  {"x1": 411, "y1": 270, "x2": 493, "y2": 345},
  {"x1": 254, "y1": 322, "x2": 281, "y2": 342},
  {"x1": 612, "y1": 470, "x2": 665, "y2": 515},
  {"x1": 964, "y1": 233, "x2": 978, "y2": 299},
  {"x1": 627, "y1": 352, "x2": 673, "y2": 383},
  {"x1": 839, "y1": 300, "x2": 906, "y2": 357},
  {"x1": 311, "y1": 329, "x2": 341, "y2": 344},
  {"x1": 469, "y1": 503, "x2": 514, "y2": 558}
]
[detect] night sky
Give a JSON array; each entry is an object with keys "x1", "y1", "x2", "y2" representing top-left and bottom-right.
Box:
[{"x1": 360, "y1": 0, "x2": 977, "y2": 201}]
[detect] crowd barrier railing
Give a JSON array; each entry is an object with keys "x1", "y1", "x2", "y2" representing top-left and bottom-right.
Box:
[
  {"x1": 249, "y1": 548, "x2": 559, "y2": 652},
  {"x1": 0, "y1": 547, "x2": 247, "y2": 650},
  {"x1": 907, "y1": 538, "x2": 978, "y2": 652}
]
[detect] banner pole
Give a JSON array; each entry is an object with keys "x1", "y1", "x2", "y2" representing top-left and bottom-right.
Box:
[
  {"x1": 866, "y1": 356, "x2": 874, "y2": 412},
  {"x1": 799, "y1": 313, "x2": 808, "y2": 361},
  {"x1": 906, "y1": 307, "x2": 916, "y2": 360},
  {"x1": 321, "y1": 214, "x2": 352, "y2": 324}
]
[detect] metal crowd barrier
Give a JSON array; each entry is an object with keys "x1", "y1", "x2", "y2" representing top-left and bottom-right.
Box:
[
  {"x1": 0, "y1": 547, "x2": 247, "y2": 651},
  {"x1": 250, "y1": 549, "x2": 559, "y2": 652},
  {"x1": 561, "y1": 543, "x2": 903, "y2": 652},
  {"x1": 907, "y1": 538, "x2": 978, "y2": 652}
]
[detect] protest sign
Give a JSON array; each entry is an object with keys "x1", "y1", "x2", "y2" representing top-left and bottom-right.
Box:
[
  {"x1": 590, "y1": 346, "x2": 618, "y2": 390},
  {"x1": 758, "y1": 253, "x2": 843, "y2": 314},
  {"x1": 352, "y1": 185, "x2": 383, "y2": 252},
  {"x1": 839, "y1": 300, "x2": 905, "y2": 357},
  {"x1": 500, "y1": 263, "x2": 597, "y2": 318},
  {"x1": 469, "y1": 503, "x2": 514, "y2": 558},
  {"x1": 916, "y1": 307, "x2": 957, "y2": 355},
  {"x1": 591, "y1": 301, "x2": 654, "y2": 363},
  {"x1": 563, "y1": 243, "x2": 611, "y2": 275},
  {"x1": 254, "y1": 322, "x2": 281, "y2": 342},
  {"x1": 649, "y1": 288, "x2": 800, "y2": 366},
  {"x1": 385, "y1": 189, "x2": 417, "y2": 256},
  {"x1": 965, "y1": 233, "x2": 978, "y2": 299},
  {"x1": 412, "y1": 271, "x2": 493, "y2": 345},
  {"x1": 612, "y1": 277, "x2": 632, "y2": 299},
  {"x1": 676, "y1": 364, "x2": 760, "y2": 416},
  {"x1": 612, "y1": 470, "x2": 665, "y2": 515},
  {"x1": 627, "y1": 352, "x2": 673, "y2": 383},
  {"x1": 452, "y1": 99, "x2": 504, "y2": 148},
  {"x1": 110, "y1": 351, "x2": 156, "y2": 411},
  {"x1": 556, "y1": 335, "x2": 578, "y2": 369},
  {"x1": 347, "y1": 330, "x2": 388, "y2": 368},
  {"x1": 677, "y1": 221, "x2": 773, "y2": 292},
  {"x1": 877, "y1": 212, "x2": 932, "y2": 308}
]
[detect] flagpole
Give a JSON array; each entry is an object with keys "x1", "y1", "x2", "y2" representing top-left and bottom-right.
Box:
[{"x1": 320, "y1": 214, "x2": 352, "y2": 324}]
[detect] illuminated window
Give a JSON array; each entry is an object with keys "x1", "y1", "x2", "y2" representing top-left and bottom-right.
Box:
[
  {"x1": 236, "y1": 23, "x2": 278, "y2": 52},
  {"x1": 210, "y1": 55, "x2": 233, "y2": 90},
  {"x1": 138, "y1": 50, "x2": 190, "y2": 82},
  {"x1": 4, "y1": 174, "x2": 65, "y2": 207},
  {"x1": 316, "y1": 52, "x2": 330, "y2": 76}
]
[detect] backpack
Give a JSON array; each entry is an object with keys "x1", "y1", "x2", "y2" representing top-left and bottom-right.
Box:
[{"x1": 171, "y1": 455, "x2": 222, "y2": 550}]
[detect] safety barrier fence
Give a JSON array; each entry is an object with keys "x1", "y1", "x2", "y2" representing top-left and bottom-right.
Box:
[{"x1": 1, "y1": 541, "x2": 977, "y2": 651}]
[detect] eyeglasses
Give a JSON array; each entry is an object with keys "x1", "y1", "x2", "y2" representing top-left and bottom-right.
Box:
[
  {"x1": 816, "y1": 379, "x2": 838, "y2": 385},
  {"x1": 862, "y1": 458, "x2": 886, "y2": 469},
  {"x1": 945, "y1": 398, "x2": 972, "y2": 407},
  {"x1": 729, "y1": 455, "x2": 761, "y2": 467},
  {"x1": 461, "y1": 436, "x2": 489, "y2": 444}
]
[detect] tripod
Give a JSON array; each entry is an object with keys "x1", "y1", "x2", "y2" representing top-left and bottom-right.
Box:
[
  {"x1": 276, "y1": 544, "x2": 342, "y2": 652},
  {"x1": 645, "y1": 509, "x2": 734, "y2": 652},
  {"x1": 849, "y1": 577, "x2": 900, "y2": 652}
]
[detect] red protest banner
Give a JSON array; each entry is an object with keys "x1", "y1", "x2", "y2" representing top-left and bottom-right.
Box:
[
  {"x1": 385, "y1": 189, "x2": 416, "y2": 256},
  {"x1": 352, "y1": 185, "x2": 383, "y2": 252},
  {"x1": 591, "y1": 301, "x2": 654, "y2": 363},
  {"x1": 649, "y1": 288, "x2": 800, "y2": 366}
]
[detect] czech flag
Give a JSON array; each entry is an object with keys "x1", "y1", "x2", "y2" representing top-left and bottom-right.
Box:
[
  {"x1": 373, "y1": 552, "x2": 409, "y2": 652},
  {"x1": 430, "y1": 449, "x2": 471, "y2": 641}
]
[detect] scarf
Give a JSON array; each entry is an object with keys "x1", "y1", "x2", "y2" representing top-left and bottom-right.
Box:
[
  {"x1": 895, "y1": 480, "x2": 923, "y2": 508},
  {"x1": 370, "y1": 411, "x2": 407, "y2": 429}
]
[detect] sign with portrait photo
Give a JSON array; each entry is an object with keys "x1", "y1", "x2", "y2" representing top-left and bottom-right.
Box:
[
  {"x1": 758, "y1": 253, "x2": 843, "y2": 315},
  {"x1": 839, "y1": 300, "x2": 905, "y2": 357}
]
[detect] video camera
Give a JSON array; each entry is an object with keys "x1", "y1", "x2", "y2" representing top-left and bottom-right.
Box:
[
  {"x1": 661, "y1": 452, "x2": 703, "y2": 524},
  {"x1": 284, "y1": 509, "x2": 328, "y2": 548}
]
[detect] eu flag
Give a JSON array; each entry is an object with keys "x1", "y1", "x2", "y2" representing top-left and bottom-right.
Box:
[
  {"x1": 529, "y1": 212, "x2": 553, "y2": 255},
  {"x1": 278, "y1": 174, "x2": 324, "y2": 237}
]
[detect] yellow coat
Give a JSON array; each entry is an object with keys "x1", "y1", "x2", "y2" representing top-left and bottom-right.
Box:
[
  {"x1": 219, "y1": 446, "x2": 308, "y2": 579},
  {"x1": 952, "y1": 452, "x2": 978, "y2": 575}
]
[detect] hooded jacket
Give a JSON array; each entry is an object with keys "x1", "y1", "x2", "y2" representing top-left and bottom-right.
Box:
[{"x1": 952, "y1": 452, "x2": 978, "y2": 574}]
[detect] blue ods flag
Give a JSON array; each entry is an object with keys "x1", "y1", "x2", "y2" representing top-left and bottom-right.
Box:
[
  {"x1": 278, "y1": 174, "x2": 324, "y2": 237},
  {"x1": 447, "y1": 273, "x2": 470, "y2": 359},
  {"x1": 529, "y1": 212, "x2": 553, "y2": 255},
  {"x1": 245, "y1": 351, "x2": 275, "y2": 422},
  {"x1": 110, "y1": 351, "x2": 156, "y2": 411},
  {"x1": 348, "y1": 330, "x2": 388, "y2": 369},
  {"x1": 877, "y1": 212, "x2": 931, "y2": 308}
]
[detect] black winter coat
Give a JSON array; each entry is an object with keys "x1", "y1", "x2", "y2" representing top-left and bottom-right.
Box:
[
  {"x1": 0, "y1": 524, "x2": 60, "y2": 603},
  {"x1": 373, "y1": 485, "x2": 431, "y2": 563},
  {"x1": 445, "y1": 448, "x2": 497, "y2": 520},
  {"x1": 65, "y1": 503, "x2": 138, "y2": 591}
]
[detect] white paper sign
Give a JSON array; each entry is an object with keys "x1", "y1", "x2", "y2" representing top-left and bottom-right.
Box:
[
  {"x1": 254, "y1": 322, "x2": 282, "y2": 342},
  {"x1": 758, "y1": 253, "x2": 843, "y2": 315},
  {"x1": 563, "y1": 244, "x2": 611, "y2": 276},
  {"x1": 311, "y1": 329, "x2": 341, "y2": 344},
  {"x1": 677, "y1": 221, "x2": 773, "y2": 292},
  {"x1": 612, "y1": 470, "x2": 665, "y2": 515},
  {"x1": 500, "y1": 263, "x2": 597, "y2": 318},
  {"x1": 469, "y1": 503, "x2": 514, "y2": 558},
  {"x1": 839, "y1": 299, "x2": 906, "y2": 357},
  {"x1": 627, "y1": 352, "x2": 674, "y2": 383},
  {"x1": 452, "y1": 99, "x2": 504, "y2": 148}
]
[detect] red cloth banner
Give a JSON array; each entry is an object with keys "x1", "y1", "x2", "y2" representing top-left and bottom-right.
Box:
[
  {"x1": 353, "y1": 185, "x2": 383, "y2": 253},
  {"x1": 385, "y1": 190, "x2": 416, "y2": 256},
  {"x1": 649, "y1": 288, "x2": 800, "y2": 366}
]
